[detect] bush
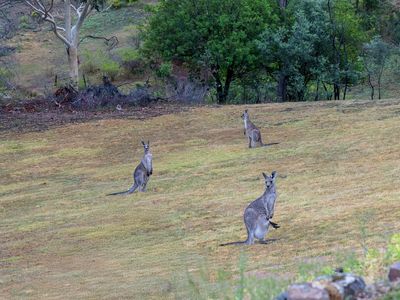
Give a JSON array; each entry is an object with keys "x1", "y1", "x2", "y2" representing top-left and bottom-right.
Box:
[
  {"x1": 0, "y1": 67, "x2": 12, "y2": 93},
  {"x1": 110, "y1": 0, "x2": 138, "y2": 9},
  {"x1": 115, "y1": 48, "x2": 144, "y2": 74},
  {"x1": 81, "y1": 50, "x2": 102, "y2": 74},
  {"x1": 386, "y1": 233, "x2": 400, "y2": 262},
  {"x1": 156, "y1": 62, "x2": 173, "y2": 79},
  {"x1": 81, "y1": 50, "x2": 121, "y2": 80},
  {"x1": 100, "y1": 60, "x2": 120, "y2": 80},
  {"x1": 19, "y1": 15, "x2": 30, "y2": 30}
]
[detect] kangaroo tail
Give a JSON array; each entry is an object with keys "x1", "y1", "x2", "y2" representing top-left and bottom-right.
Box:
[
  {"x1": 107, "y1": 183, "x2": 138, "y2": 196},
  {"x1": 269, "y1": 220, "x2": 280, "y2": 229},
  {"x1": 219, "y1": 241, "x2": 247, "y2": 246},
  {"x1": 261, "y1": 142, "x2": 280, "y2": 147},
  {"x1": 107, "y1": 190, "x2": 130, "y2": 196}
]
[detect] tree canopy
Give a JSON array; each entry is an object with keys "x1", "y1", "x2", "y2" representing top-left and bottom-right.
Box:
[
  {"x1": 143, "y1": 0, "x2": 399, "y2": 102},
  {"x1": 144, "y1": 0, "x2": 277, "y2": 103}
]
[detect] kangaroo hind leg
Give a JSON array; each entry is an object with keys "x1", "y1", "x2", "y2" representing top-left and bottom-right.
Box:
[
  {"x1": 127, "y1": 183, "x2": 138, "y2": 194},
  {"x1": 254, "y1": 216, "x2": 269, "y2": 241}
]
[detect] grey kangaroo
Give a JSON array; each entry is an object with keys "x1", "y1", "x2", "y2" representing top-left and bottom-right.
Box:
[
  {"x1": 220, "y1": 171, "x2": 279, "y2": 246},
  {"x1": 241, "y1": 109, "x2": 265, "y2": 148},
  {"x1": 107, "y1": 141, "x2": 153, "y2": 195}
]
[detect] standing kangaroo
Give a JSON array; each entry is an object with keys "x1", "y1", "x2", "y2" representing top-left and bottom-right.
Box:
[
  {"x1": 220, "y1": 171, "x2": 279, "y2": 246},
  {"x1": 107, "y1": 141, "x2": 153, "y2": 195},
  {"x1": 241, "y1": 109, "x2": 265, "y2": 148}
]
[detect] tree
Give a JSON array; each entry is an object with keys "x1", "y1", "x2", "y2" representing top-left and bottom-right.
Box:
[
  {"x1": 143, "y1": 0, "x2": 276, "y2": 104},
  {"x1": 258, "y1": 0, "x2": 332, "y2": 101},
  {"x1": 361, "y1": 36, "x2": 391, "y2": 99},
  {"x1": 324, "y1": 0, "x2": 365, "y2": 99},
  {"x1": 24, "y1": 0, "x2": 108, "y2": 88}
]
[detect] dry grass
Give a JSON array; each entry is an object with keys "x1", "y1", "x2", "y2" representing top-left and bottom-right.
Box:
[{"x1": 1, "y1": 100, "x2": 400, "y2": 299}]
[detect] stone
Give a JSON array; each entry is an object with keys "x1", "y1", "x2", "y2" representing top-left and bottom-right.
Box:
[
  {"x1": 388, "y1": 262, "x2": 400, "y2": 282},
  {"x1": 333, "y1": 274, "x2": 366, "y2": 300},
  {"x1": 313, "y1": 280, "x2": 344, "y2": 300},
  {"x1": 275, "y1": 291, "x2": 288, "y2": 300},
  {"x1": 287, "y1": 283, "x2": 330, "y2": 300}
]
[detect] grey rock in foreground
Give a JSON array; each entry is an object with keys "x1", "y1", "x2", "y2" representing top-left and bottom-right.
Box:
[
  {"x1": 334, "y1": 273, "x2": 366, "y2": 300},
  {"x1": 287, "y1": 283, "x2": 330, "y2": 300},
  {"x1": 278, "y1": 273, "x2": 366, "y2": 300},
  {"x1": 275, "y1": 262, "x2": 400, "y2": 300}
]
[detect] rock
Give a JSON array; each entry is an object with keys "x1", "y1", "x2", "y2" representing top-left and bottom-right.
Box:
[
  {"x1": 333, "y1": 274, "x2": 366, "y2": 300},
  {"x1": 388, "y1": 262, "x2": 400, "y2": 282},
  {"x1": 376, "y1": 282, "x2": 391, "y2": 294},
  {"x1": 313, "y1": 280, "x2": 344, "y2": 300},
  {"x1": 287, "y1": 283, "x2": 330, "y2": 300},
  {"x1": 275, "y1": 291, "x2": 288, "y2": 300}
]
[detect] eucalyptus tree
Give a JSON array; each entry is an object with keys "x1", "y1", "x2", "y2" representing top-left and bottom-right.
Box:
[{"x1": 24, "y1": 0, "x2": 108, "y2": 88}]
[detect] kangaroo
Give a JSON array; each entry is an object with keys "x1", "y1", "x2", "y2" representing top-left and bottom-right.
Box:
[
  {"x1": 107, "y1": 141, "x2": 153, "y2": 195},
  {"x1": 220, "y1": 171, "x2": 279, "y2": 246},
  {"x1": 241, "y1": 109, "x2": 265, "y2": 148}
]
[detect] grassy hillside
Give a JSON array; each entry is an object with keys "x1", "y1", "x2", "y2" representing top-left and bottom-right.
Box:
[
  {"x1": 4, "y1": 2, "x2": 151, "y2": 96},
  {"x1": 1, "y1": 100, "x2": 400, "y2": 298}
]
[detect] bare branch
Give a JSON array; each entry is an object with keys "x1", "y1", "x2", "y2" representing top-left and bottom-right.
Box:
[
  {"x1": 76, "y1": 3, "x2": 86, "y2": 18},
  {"x1": 102, "y1": 4, "x2": 113, "y2": 12},
  {"x1": 75, "y1": 2, "x2": 92, "y2": 31},
  {"x1": 70, "y1": 3, "x2": 78, "y2": 12},
  {"x1": 70, "y1": 2, "x2": 85, "y2": 18},
  {"x1": 34, "y1": 0, "x2": 46, "y2": 12},
  {"x1": 79, "y1": 35, "x2": 119, "y2": 49},
  {"x1": 24, "y1": 0, "x2": 71, "y2": 47}
]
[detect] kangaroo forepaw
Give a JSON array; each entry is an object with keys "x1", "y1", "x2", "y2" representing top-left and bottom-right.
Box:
[{"x1": 269, "y1": 220, "x2": 280, "y2": 229}]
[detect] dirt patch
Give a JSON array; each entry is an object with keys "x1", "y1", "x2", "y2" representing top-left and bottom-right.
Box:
[{"x1": 0, "y1": 103, "x2": 194, "y2": 134}]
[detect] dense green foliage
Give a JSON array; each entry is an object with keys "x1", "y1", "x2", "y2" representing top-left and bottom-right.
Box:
[
  {"x1": 143, "y1": 0, "x2": 277, "y2": 103},
  {"x1": 143, "y1": 0, "x2": 400, "y2": 103}
]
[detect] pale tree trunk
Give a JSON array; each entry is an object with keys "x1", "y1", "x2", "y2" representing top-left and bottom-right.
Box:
[{"x1": 68, "y1": 46, "x2": 79, "y2": 86}]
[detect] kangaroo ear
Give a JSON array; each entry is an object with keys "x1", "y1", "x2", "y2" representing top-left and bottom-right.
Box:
[
  {"x1": 245, "y1": 109, "x2": 248, "y2": 113},
  {"x1": 271, "y1": 171, "x2": 277, "y2": 181},
  {"x1": 141, "y1": 140, "x2": 145, "y2": 146},
  {"x1": 262, "y1": 172, "x2": 268, "y2": 179}
]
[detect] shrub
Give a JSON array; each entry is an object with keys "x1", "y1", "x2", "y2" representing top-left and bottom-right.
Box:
[
  {"x1": 0, "y1": 67, "x2": 12, "y2": 93},
  {"x1": 386, "y1": 233, "x2": 400, "y2": 262},
  {"x1": 116, "y1": 47, "x2": 143, "y2": 74},
  {"x1": 19, "y1": 15, "x2": 31, "y2": 30},
  {"x1": 156, "y1": 62, "x2": 173, "y2": 79},
  {"x1": 101, "y1": 60, "x2": 120, "y2": 81},
  {"x1": 81, "y1": 50, "x2": 101, "y2": 74},
  {"x1": 81, "y1": 49, "x2": 121, "y2": 80},
  {"x1": 110, "y1": 0, "x2": 138, "y2": 8},
  {"x1": 117, "y1": 48, "x2": 140, "y2": 62}
]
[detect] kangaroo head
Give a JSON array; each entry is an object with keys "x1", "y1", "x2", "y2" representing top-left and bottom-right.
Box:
[
  {"x1": 241, "y1": 109, "x2": 249, "y2": 121},
  {"x1": 262, "y1": 171, "x2": 277, "y2": 189},
  {"x1": 141, "y1": 140, "x2": 150, "y2": 153}
]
